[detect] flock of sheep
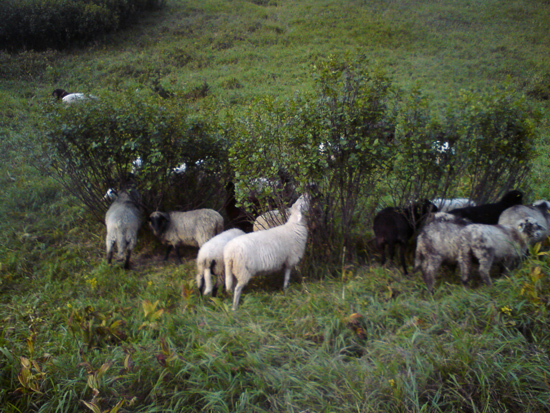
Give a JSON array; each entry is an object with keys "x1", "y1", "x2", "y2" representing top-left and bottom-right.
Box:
[
  {"x1": 105, "y1": 187, "x2": 310, "y2": 310},
  {"x1": 104, "y1": 183, "x2": 550, "y2": 311},
  {"x1": 374, "y1": 190, "x2": 549, "y2": 294},
  {"x1": 56, "y1": 89, "x2": 549, "y2": 307}
]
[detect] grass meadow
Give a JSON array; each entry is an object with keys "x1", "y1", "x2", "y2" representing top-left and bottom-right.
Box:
[{"x1": 2, "y1": 0, "x2": 550, "y2": 411}]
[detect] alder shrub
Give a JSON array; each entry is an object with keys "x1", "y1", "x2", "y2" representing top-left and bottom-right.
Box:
[
  {"x1": 42, "y1": 91, "x2": 228, "y2": 222},
  {"x1": 228, "y1": 55, "x2": 540, "y2": 265},
  {"x1": 229, "y1": 55, "x2": 395, "y2": 262},
  {"x1": 0, "y1": 0, "x2": 165, "y2": 51},
  {"x1": 443, "y1": 87, "x2": 540, "y2": 203}
]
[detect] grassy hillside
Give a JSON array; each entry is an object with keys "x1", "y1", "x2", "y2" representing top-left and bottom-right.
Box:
[{"x1": 2, "y1": 0, "x2": 550, "y2": 411}]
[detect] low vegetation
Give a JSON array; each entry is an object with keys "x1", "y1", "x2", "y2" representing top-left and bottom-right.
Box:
[{"x1": 2, "y1": 0, "x2": 550, "y2": 411}]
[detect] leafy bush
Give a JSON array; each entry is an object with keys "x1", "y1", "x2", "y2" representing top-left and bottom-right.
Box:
[
  {"x1": 41, "y1": 91, "x2": 229, "y2": 222},
  {"x1": 0, "y1": 0, "x2": 166, "y2": 51},
  {"x1": 228, "y1": 55, "x2": 540, "y2": 265}
]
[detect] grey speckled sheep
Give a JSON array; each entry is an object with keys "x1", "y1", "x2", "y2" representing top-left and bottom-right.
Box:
[
  {"x1": 498, "y1": 204, "x2": 550, "y2": 244},
  {"x1": 414, "y1": 212, "x2": 472, "y2": 293},
  {"x1": 196, "y1": 228, "x2": 245, "y2": 296},
  {"x1": 105, "y1": 189, "x2": 143, "y2": 269},
  {"x1": 457, "y1": 218, "x2": 543, "y2": 287},
  {"x1": 149, "y1": 209, "x2": 224, "y2": 263},
  {"x1": 224, "y1": 194, "x2": 310, "y2": 310}
]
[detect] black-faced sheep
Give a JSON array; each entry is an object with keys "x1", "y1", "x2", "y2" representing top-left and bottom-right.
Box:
[
  {"x1": 498, "y1": 204, "x2": 550, "y2": 244},
  {"x1": 149, "y1": 209, "x2": 224, "y2": 263},
  {"x1": 449, "y1": 190, "x2": 523, "y2": 224},
  {"x1": 105, "y1": 189, "x2": 143, "y2": 269},
  {"x1": 196, "y1": 228, "x2": 245, "y2": 296},
  {"x1": 224, "y1": 194, "x2": 310, "y2": 310},
  {"x1": 457, "y1": 218, "x2": 543, "y2": 287},
  {"x1": 373, "y1": 199, "x2": 438, "y2": 275},
  {"x1": 52, "y1": 88, "x2": 97, "y2": 103},
  {"x1": 414, "y1": 212, "x2": 472, "y2": 293}
]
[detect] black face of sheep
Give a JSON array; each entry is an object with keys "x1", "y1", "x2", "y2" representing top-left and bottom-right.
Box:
[
  {"x1": 149, "y1": 212, "x2": 170, "y2": 237},
  {"x1": 449, "y1": 190, "x2": 523, "y2": 225},
  {"x1": 52, "y1": 89, "x2": 69, "y2": 100},
  {"x1": 373, "y1": 200, "x2": 438, "y2": 275}
]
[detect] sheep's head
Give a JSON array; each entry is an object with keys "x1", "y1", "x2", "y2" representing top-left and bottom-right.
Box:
[
  {"x1": 149, "y1": 211, "x2": 171, "y2": 236},
  {"x1": 518, "y1": 217, "x2": 544, "y2": 242},
  {"x1": 52, "y1": 89, "x2": 69, "y2": 100},
  {"x1": 501, "y1": 190, "x2": 523, "y2": 205}
]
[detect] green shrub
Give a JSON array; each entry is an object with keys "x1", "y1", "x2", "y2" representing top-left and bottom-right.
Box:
[
  {"x1": 41, "y1": 91, "x2": 229, "y2": 222},
  {"x1": 0, "y1": 0, "x2": 166, "y2": 52}
]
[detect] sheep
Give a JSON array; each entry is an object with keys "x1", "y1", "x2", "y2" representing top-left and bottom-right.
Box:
[
  {"x1": 52, "y1": 88, "x2": 97, "y2": 103},
  {"x1": 196, "y1": 228, "x2": 246, "y2": 296},
  {"x1": 431, "y1": 198, "x2": 476, "y2": 212},
  {"x1": 533, "y1": 200, "x2": 550, "y2": 209},
  {"x1": 498, "y1": 204, "x2": 550, "y2": 244},
  {"x1": 449, "y1": 190, "x2": 523, "y2": 224},
  {"x1": 373, "y1": 199, "x2": 438, "y2": 275},
  {"x1": 414, "y1": 212, "x2": 472, "y2": 293},
  {"x1": 223, "y1": 194, "x2": 310, "y2": 310},
  {"x1": 105, "y1": 189, "x2": 143, "y2": 269},
  {"x1": 457, "y1": 218, "x2": 544, "y2": 287},
  {"x1": 149, "y1": 209, "x2": 224, "y2": 263}
]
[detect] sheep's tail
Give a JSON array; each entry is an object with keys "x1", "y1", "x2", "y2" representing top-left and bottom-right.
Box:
[{"x1": 225, "y1": 256, "x2": 234, "y2": 292}]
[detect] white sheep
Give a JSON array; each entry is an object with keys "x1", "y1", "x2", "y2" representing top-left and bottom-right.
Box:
[
  {"x1": 105, "y1": 189, "x2": 143, "y2": 269},
  {"x1": 196, "y1": 228, "x2": 245, "y2": 296},
  {"x1": 498, "y1": 204, "x2": 550, "y2": 244},
  {"x1": 149, "y1": 209, "x2": 224, "y2": 263},
  {"x1": 431, "y1": 198, "x2": 476, "y2": 212},
  {"x1": 224, "y1": 194, "x2": 310, "y2": 310},
  {"x1": 457, "y1": 218, "x2": 543, "y2": 287}
]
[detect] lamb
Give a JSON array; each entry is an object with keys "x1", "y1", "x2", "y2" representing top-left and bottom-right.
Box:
[
  {"x1": 196, "y1": 228, "x2": 245, "y2": 296},
  {"x1": 414, "y1": 212, "x2": 472, "y2": 293},
  {"x1": 52, "y1": 88, "x2": 97, "y2": 103},
  {"x1": 498, "y1": 204, "x2": 550, "y2": 244},
  {"x1": 149, "y1": 209, "x2": 224, "y2": 263},
  {"x1": 449, "y1": 190, "x2": 523, "y2": 224},
  {"x1": 223, "y1": 194, "x2": 310, "y2": 310},
  {"x1": 105, "y1": 189, "x2": 143, "y2": 269},
  {"x1": 373, "y1": 199, "x2": 438, "y2": 275},
  {"x1": 431, "y1": 198, "x2": 476, "y2": 212},
  {"x1": 457, "y1": 218, "x2": 543, "y2": 287}
]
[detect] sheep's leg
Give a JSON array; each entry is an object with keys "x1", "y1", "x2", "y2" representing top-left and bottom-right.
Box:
[
  {"x1": 196, "y1": 272, "x2": 205, "y2": 296},
  {"x1": 378, "y1": 241, "x2": 387, "y2": 265},
  {"x1": 173, "y1": 247, "x2": 183, "y2": 264},
  {"x1": 398, "y1": 243, "x2": 408, "y2": 275},
  {"x1": 477, "y1": 255, "x2": 494, "y2": 286},
  {"x1": 123, "y1": 250, "x2": 132, "y2": 270},
  {"x1": 458, "y1": 248, "x2": 472, "y2": 285},
  {"x1": 203, "y1": 267, "x2": 214, "y2": 296},
  {"x1": 232, "y1": 282, "x2": 245, "y2": 311},
  {"x1": 225, "y1": 260, "x2": 234, "y2": 292},
  {"x1": 282, "y1": 267, "x2": 292, "y2": 290},
  {"x1": 163, "y1": 245, "x2": 173, "y2": 261},
  {"x1": 106, "y1": 239, "x2": 115, "y2": 264},
  {"x1": 422, "y1": 257, "x2": 442, "y2": 293}
]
